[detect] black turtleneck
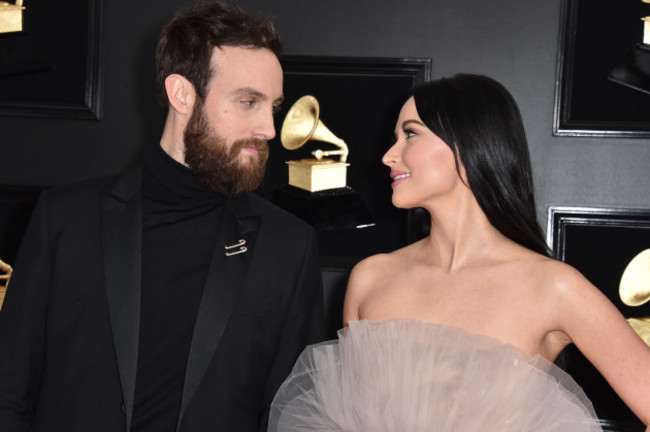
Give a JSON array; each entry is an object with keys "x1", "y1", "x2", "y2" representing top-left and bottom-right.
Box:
[{"x1": 131, "y1": 146, "x2": 225, "y2": 432}]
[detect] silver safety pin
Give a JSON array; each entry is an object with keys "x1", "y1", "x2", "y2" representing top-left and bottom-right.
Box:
[{"x1": 225, "y1": 239, "x2": 247, "y2": 256}]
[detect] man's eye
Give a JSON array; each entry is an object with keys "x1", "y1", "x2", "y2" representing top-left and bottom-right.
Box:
[
  {"x1": 272, "y1": 105, "x2": 282, "y2": 115},
  {"x1": 241, "y1": 100, "x2": 256, "y2": 107}
]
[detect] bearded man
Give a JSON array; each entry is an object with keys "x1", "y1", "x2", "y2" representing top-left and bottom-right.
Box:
[{"x1": 0, "y1": 3, "x2": 326, "y2": 432}]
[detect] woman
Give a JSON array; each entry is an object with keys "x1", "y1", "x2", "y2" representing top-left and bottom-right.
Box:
[{"x1": 269, "y1": 74, "x2": 650, "y2": 431}]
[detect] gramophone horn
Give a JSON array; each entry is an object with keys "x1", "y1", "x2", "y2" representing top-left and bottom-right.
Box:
[
  {"x1": 281, "y1": 95, "x2": 349, "y2": 162},
  {"x1": 620, "y1": 248, "x2": 650, "y2": 306}
]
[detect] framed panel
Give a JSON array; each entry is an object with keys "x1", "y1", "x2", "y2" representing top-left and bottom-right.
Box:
[
  {"x1": 255, "y1": 55, "x2": 431, "y2": 268},
  {"x1": 548, "y1": 206, "x2": 649, "y2": 432},
  {"x1": 553, "y1": 0, "x2": 650, "y2": 137},
  {"x1": 0, "y1": 0, "x2": 103, "y2": 119}
]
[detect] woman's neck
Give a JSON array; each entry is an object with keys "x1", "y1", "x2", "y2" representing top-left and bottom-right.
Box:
[{"x1": 421, "y1": 193, "x2": 509, "y2": 271}]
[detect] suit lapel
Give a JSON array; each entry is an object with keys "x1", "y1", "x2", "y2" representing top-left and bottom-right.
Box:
[
  {"x1": 177, "y1": 198, "x2": 261, "y2": 429},
  {"x1": 101, "y1": 167, "x2": 143, "y2": 431}
]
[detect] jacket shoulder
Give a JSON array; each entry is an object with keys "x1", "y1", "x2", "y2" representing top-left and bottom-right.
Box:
[{"x1": 38, "y1": 168, "x2": 140, "y2": 216}]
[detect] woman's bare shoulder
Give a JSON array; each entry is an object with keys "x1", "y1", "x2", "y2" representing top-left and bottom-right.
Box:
[
  {"x1": 343, "y1": 246, "x2": 417, "y2": 323},
  {"x1": 349, "y1": 253, "x2": 397, "y2": 285},
  {"x1": 350, "y1": 242, "x2": 419, "y2": 280},
  {"x1": 513, "y1": 254, "x2": 612, "y2": 329},
  {"x1": 527, "y1": 256, "x2": 592, "y2": 295},
  {"x1": 343, "y1": 254, "x2": 390, "y2": 324}
]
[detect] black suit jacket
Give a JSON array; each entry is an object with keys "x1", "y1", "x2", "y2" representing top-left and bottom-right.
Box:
[{"x1": 0, "y1": 167, "x2": 326, "y2": 432}]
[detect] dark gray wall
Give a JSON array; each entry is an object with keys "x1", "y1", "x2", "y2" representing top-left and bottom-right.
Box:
[{"x1": 1, "y1": 0, "x2": 649, "y2": 232}]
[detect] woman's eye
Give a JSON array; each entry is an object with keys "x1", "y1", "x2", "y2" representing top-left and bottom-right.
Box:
[{"x1": 404, "y1": 129, "x2": 416, "y2": 138}]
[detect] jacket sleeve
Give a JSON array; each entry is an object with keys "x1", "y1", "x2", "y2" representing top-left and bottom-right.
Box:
[
  {"x1": 258, "y1": 227, "x2": 326, "y2": 431},
  {"x1": 0, "y1": 193, "x2": 52, "y2": 432}
]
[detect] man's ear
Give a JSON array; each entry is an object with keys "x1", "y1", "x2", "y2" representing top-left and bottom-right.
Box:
[{"x1": 164, "y1": 74, "x2": 195, "y2": 115}]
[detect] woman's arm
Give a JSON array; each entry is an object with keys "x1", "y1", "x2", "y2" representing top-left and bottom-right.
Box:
[
  {"x1": 342, "y1": 254, "x2": 388, "y2": 327},
  {"x1": 342, "y1": 262, "x2": 365, "y2": 326},
  {"x1": 554, "y1": 264, "x2": 650, "y2": 427}
]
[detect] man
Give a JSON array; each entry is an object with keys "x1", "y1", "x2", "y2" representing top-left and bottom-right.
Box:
[{"x1": 0, "y1": 2, "x2": 326, "y2": 431}]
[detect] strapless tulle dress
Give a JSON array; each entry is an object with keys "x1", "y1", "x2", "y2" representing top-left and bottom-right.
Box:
[{"x1": 269, "y1": 319, "x2": 602, "y2": 431}]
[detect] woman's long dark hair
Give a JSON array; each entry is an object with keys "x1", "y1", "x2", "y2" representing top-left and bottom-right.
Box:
[{"x1": 412, "y1": 74, "x2": 550, "y2": 256}]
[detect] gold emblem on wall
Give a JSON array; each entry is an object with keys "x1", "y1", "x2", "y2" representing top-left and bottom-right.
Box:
[
  {"x1": 619, "y1": 248, "x2": 650, "y2": 345},
  {"x1": 0, "y1": 0, "x2": 25, "y2": 34},
  {"x1": 280, "y1": 95, "x2": 350, "y2": 192},
  {"x1": 0, "y1": 258, "x2": 12, "y2": 311}
]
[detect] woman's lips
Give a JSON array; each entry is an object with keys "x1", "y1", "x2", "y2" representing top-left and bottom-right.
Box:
[{"x1": 390, "y1": 172, "x2": 411, "y2": 187}]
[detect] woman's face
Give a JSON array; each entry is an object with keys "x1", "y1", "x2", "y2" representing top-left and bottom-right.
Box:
[{"x1": 382, "y1": 97, "x2": 463, "y2": 209}]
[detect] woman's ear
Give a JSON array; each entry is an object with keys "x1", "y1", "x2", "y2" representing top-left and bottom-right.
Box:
[{"x1": 164, "y1": 74, "x2": 195, "y2": 115}]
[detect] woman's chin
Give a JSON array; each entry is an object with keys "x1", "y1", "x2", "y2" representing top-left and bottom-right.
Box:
[{"x1": 391, "y1": 196, "x2": 415, "y2": 210}]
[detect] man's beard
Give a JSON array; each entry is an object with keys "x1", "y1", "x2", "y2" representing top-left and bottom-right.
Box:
[{"x1": 184, "y1": 103, "x2": 269, "y2": 197}]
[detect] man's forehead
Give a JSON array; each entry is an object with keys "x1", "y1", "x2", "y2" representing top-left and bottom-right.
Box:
[
  {"x1": 209, "y1": 45, "x2": 279, "y2": 69},
  {"x1": 208, "y1": 46, "x2": 283, "y2": 96}
]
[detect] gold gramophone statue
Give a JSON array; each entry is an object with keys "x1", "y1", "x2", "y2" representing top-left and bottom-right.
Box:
[
  {"x1": 281, "y1": 95, "x2": 350, "y2": 193},
  {"x1": 0, "y1": 0, "x2": 25, "y2": 34},
  {"x1": 271, "y1": 95, "x2": 375, "y2": 231},
  {"x1": 0, "y1": 258, "x2": 12, "y2": 311},
  {"x1": 619, "y1": 248, "x2": 650, "y2": 345}
]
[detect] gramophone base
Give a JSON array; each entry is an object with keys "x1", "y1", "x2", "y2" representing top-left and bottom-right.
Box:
[
  {"x1": 271, "y1": 185, "x2": 375, "y2": 232},
  {"x1": 0, "y1": 7, "x2": 24, "y2": 34},
  {"x1": 286, "y1": 160, "x2": 349, "y2": 192}
]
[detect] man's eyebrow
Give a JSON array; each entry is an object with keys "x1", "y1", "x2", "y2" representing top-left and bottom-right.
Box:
[
  {"x1": 234, "y1": 87, "x2": 284, "y2": 105},
  {"x1": 234, "y1": 87, "x2": 266, "y2": 99}
]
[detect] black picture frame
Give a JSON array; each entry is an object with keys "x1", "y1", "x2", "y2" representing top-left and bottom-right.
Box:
[
  {"x1": 0, "y1": 0, "x2": 103, "y2": 119},
  {"x1": 553, "y1": 0, "x2": 650, "y2": 137},
  {"x1": 548, "y1": 205, "x2": 650, "y2": 432},
  {"x1": 255, "y1": 55, "x2": 431, "y2": 268}
]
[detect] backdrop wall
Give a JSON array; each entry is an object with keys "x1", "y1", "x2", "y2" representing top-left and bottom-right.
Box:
[{"x1": 1, "y1": 0, "x2": 648, "y2": 234}]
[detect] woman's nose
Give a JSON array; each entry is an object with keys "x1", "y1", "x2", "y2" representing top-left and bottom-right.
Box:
[{"x1": 382, "y1": 143, "x2": 399, "y2": 166}]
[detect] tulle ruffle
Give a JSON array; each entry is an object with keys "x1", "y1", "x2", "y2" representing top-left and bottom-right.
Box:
[{"x1": 269, "y1": 319, "x2": 602, "y2": 432}]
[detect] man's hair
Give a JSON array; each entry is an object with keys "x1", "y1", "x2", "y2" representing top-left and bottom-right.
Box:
[
  {"x1": 155, "y1": 1, "x2": 283, "y2": 110},
  {"x1": 412, "y1": 74, "x2": 550, "y2": 256}
]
